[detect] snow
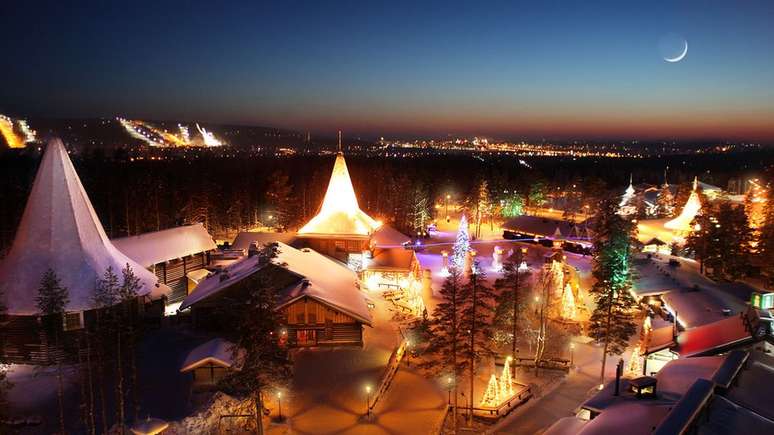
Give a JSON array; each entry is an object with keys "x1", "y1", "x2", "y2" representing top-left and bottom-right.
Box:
[
  {"x1": 231, "y1": 231, "x2": 297, "y2": 251},
  {"x1": 180, "y1": 242, "x2": 372, "y2": 325},
  {"x1": 180, "y1": 338, "x2": 239, "y2": 372},
  {"x1": 273, "y1": 242, "x2": 371, "y2": 325},
  {"x1": 0, "y1": 138, "x2": 170, "y2": 315},
  {"x1": 655, "y1": 356, "x2": 725, "y2": 399},
  {"x1": 112, "y1": 223, "x2": 216, "y2": 268},
  {"x1": 578, "y1": 402, "x2": 673, "y2": 435},
  {"x1": 371, "y1": 225, "x2": 411, "y2": 247},
  {"x1": 298, "y1": 152, "x2": 380, "y2": 237}
]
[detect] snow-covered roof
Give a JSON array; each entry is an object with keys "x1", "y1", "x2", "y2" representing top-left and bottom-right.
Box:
[
  {"x1": 179, "y1": 254, "x2": 264, "y2": 310},
  {"x1": 179, "y1": 242, "x2": 372, "y2": 325},
  {"x1": 368, "y1": 248, "x2": 415, "y2": 271},
  {"x1": 112, "y1": 223, "x2": 217, "y2": 268},
  {"x1": 298, "y1": 153, "x2": 381, "y2": 237},
  {"x1": 273, "y1": 242, "x2": 372, "y2": 325},
  {"x1": 371, "y1": 225, "x2": 410, "y2": 247},
  {"x1": 0, "y1": 139, "x2": 169, "y2": 315},
  {"x1": 662, "y1": 290, "x2": 728, "y2": 328},
  {"x1": 231, "y1": 231, "x2": 298, "y2": 252},
  {"x1": 655, "y1": 355, "x2": 725, "y2": 400},
  {"x1": 502, "y1": 215, "x2": 589, "y2": 240},
  {"x1": 180, "y1": 338, "x2": 239, "y2": 372}
]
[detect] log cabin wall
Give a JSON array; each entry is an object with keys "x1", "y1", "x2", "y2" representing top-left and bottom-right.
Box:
[
  {"x1": 153, "y1": 252, "x2": 208, "y2": 304},
  {"x1": 280, "y1": 296, "x2": 364, "y2": 347},
  {"x1": 302, "y1": 238, "x2": 369, "y2": 262}
]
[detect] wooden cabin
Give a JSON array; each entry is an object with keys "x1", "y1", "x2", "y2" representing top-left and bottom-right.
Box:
[{"x1": 279, "y1": 294, "x2": 365, "y2": 346}]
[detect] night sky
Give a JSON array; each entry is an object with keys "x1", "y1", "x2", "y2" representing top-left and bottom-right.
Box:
[{"x1": 2, "y1": 0, "x2": 774, "y2": 141}]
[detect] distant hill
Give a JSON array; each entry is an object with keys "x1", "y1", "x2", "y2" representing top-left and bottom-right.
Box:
[{"x1": 1, "y1": 117, "x2": 311, "y2": 150}]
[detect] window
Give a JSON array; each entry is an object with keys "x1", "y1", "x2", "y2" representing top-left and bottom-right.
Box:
[
  {"x1": 308, "y1": 312, "x2": 317, "y2": 324},
  {"x1": 63, "y1": 311, "x2": 84, "y2": 331},
  {"x1": 296, "y1": 312, "x2": 305, "y2": 324}
]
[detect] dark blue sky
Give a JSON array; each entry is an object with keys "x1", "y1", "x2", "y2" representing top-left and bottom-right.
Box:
[{"x1": 2, "y1": 0, "x2": 773, "y2": 140}]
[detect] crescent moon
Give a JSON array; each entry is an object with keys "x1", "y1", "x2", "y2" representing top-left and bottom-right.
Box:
[{"x1": 664, "y1": 40, "x2": 688, "y2": 63}]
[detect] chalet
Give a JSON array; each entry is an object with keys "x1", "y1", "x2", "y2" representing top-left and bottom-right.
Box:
[
  {"x1": 0, "y1": 139, "x2": 170, "y2": 363},
  {"x1": 180, "y1": 242, "x2": 372, "y2": 347},
  {"x1": 180, "y1": 338, "x2": 241, "y2": 389},
  {"x1": 113, "y1": 223, "x2": 217, "y2": 306}
]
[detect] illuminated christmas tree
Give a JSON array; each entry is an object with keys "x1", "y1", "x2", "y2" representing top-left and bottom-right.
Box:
[
  {"x1": 500, "y1": 356, "x2": 515, "y2": 399},
  {"x1": 452, "y1": 214, "x2": 470, "y2": 270},
  {"x1": 480, "y1": 374, "x2": 501, "y2": 407},
  {"x1": 627, "y1": 343, "x2": 643, "y2": 377},
  {"x1": 561, "y1": 283, "x2": 576, "y2": 320}
]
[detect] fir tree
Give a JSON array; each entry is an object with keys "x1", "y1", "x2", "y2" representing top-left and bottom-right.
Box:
[
  {"x1": 452, "y1": 215, "x2": 470, "y2": 270},
  {"x1": 588, "y1": 199, "x2": 638, "y2": 387},
  {"x1": 0, "y1": 285, "x2": 10, "y2": 432},
  {"x1": 36, "y1": 268, "x2": 70, "y2": 435},
  {"x1": 265, "y1": 170, "x2": 296, "y2": 230},
  {"x1": 119, "y1": 264, "x2": 143, "y2": 423},
  {"x1": 493, "y1": 252, "x2": 531, "y2": 369},
  {"x1": 93, "y1": 267, "x2": 120, "y2": 434},
  {"x1": 424, "y1": 266, "x2": 466, "y2": 430},
  {"x1": 656, "y1": 184, "x2": 675, "y2": 217},
  {"x1": 221, "y1": 243, "x2": 291, "y2": 434},
  {"x1": 459, "y1": 260, "x2": 496, "y2": 424}
]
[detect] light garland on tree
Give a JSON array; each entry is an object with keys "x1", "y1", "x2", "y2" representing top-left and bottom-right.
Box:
[
  {"x1": 452, "y1": 214, "x2": 470, "y2": 270},
  {"x1": 627, "y1": 343, "x2": 643, "y2": 377},
  {"x1": 500, "y1": 356, "x2": 515, "y2": 399},
  {"x1": 480, "y1": 374, "x2": 501, "y2": 408},
  {"x1": 561, "y1": 283, "x2": 577, "y2": 320}
]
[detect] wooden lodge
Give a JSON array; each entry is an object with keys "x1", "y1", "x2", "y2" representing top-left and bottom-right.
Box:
[{"x1": 179, "y1": 242, "x2": 373, "y2": 348}]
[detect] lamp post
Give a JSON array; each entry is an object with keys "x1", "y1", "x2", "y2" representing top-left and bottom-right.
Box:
[
  {"x1": 512, "y1": 247, "x2": 527, "y2": 377},
  {"x1": 446, "y1": 376, "x2": 453, "y2": 406},
  {"x1": 405, "y1": 340, "x2": 411, "y2": 367},
  {"x1": 365, "y1": 385, "x2": 372, "y2": 418},
  {"x1": 446, "y1": 194, "x2": 451, "y2": 222},
  {"x1": 570, "y1": 342, "x2": 575, "y2": 367},
  {"x1": 277, "y1": 391, "x2": 283, "y2": 421}
]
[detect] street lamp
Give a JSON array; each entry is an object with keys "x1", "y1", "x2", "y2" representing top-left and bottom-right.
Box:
[
  {"x1": 570, "y1": 342, "x2": 575, "y2": 367},
  {"x1": 405, "y1": 340, "x2": 412, "y2": 367},
  {"x1": 446, "y1": 376, "x2": 454, "y2": 406},
  {"x1": 365, "y1": 385, "x2": 372, "y2": 418},
  {"x1": 446, "y1": 194, "x2": 451, "y2": 222},
  {"x1": 277, "y1": 391, "x2": 283, "y2": 421}
]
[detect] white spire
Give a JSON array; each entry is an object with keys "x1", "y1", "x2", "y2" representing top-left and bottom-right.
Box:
[{"x1": 0, "y1": 139, "x2": 169, "y2": 315}]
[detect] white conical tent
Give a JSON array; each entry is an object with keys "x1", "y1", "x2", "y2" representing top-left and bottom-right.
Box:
[
  {"x1": 298, "y1": 152, "x2": 381, "y2": 236},
  {"x1": 0, "y1": 139, "x2": 169, "y2": 315},
  {"x1": 665, "y1": 177, "x2": 701, "y2": 232}
]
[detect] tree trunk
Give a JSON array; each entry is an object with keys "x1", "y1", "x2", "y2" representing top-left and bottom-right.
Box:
[
  {"x1": 53, "y1": 327, "x2": 66, "y2": 435},
  {"x1": 116, "y1": 328, "x2": 125, "y2": 431},
  {"x1": 96, "y1": 334, "x2": 108, "y2": 434},
  {"x1": 468, "y1": 273, "x2": 477, "y2": 427},
  {"x1": 511, "y1": 270, "x2": 519, "y2": 378},
  {"x1": 599, "y1": 291, "x2": 615, "y2": 387},
  {"x1": 86, "y1": 333, "x2": 96, "y2": 435},
  {"x1": 254, "y1": 391, "x2": 264, "y2": 435}
]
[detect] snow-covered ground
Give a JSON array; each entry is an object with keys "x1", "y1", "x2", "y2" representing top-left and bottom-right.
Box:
[{"x1": 274, "y1": 295, "x2": 447, "y2": 434}]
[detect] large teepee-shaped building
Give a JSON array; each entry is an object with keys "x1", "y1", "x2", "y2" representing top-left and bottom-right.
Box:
[
  {"x1": 664, "y1": 177, "x2": 702, "y2": 232},
  {"x1": 0, "y1": 139, "x2": 169, "y2": 315},
  {"x1": 297, "y1": 152, "x2": 382, "y2": 260}
]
